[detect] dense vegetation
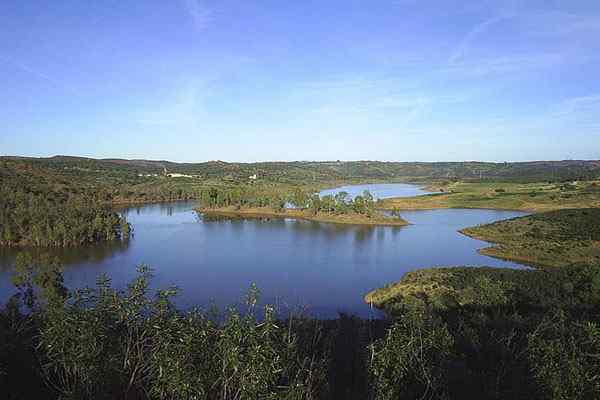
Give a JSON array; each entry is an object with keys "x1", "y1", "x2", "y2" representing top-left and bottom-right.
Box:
[
  {"x1": 365, "y1": 265, "x2": 600, "y2": 399},
  {"x1": 0, "y1": 161, "x2": 130, "y2": 247},
  {"x1": 462, "y1": 208, "x2": 600, "y2": 267},
  {"x1": 0, "y1": 158, "x2": 201, "y2": 206}
]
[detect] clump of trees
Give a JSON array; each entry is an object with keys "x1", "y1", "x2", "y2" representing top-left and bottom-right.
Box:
[
  {"x1": 304, "y1": 191, "x2": 377, "y2": 217},
  {"x1": 198, "y1": 187, "x2": 379, "y2": 217},
  {"x1": 198, "y1": 186, "x2": 288, "y2": 211}
]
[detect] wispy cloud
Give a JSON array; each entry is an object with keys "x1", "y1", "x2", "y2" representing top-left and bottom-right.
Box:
[
  {"x1": 287, "y1": 75, "x2": 473, "y2": 132},
  {"x1": 555, "y1": 95, "x2": 600, "y2": 116},
  {"x1": 134, "y1": 83, "x2": 205, "y2": 126},
  {"x1": 444, "y1": 52, "x2": 564, "y2": 77},
  {"x1": 449, "y1": 15, "x2": 508, "y2": 64},
  {"x1": 550, "y1": 95, "x2": 600, "y2": 131},
  {"x1": 181, "y1": 0, "x2": 212, "y2": 31},
  {"x1": 0, "y1": 57, "x2": 78, "y2": 95},
  {"x1": 523, "y1": 11, "x2": 600, "y2": 37}
]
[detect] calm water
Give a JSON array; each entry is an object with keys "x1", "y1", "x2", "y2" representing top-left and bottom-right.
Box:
[
  {"x1": 319, "y1": 183, "x2": 432, "y2": 199},
  {"x1": 0, "y1": 184, "x2": 526, "y2": 318}
]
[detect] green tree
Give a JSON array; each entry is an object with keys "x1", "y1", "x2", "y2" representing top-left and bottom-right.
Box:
[{"x1": 369, "y1": 309, "x2": 454, "y2": 400}]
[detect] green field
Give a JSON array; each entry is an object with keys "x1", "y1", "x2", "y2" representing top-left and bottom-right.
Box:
[{"x1": 382, "y1": 180, "x2": 600, "y2": 212}]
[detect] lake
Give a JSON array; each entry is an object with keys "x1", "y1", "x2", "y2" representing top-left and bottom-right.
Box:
[
  {"x1": 319, "y1": 183, "x2": 434, "y2": 200},
  {"x1": 0, "y1": 184, "x2": 526, "y2": 318}
]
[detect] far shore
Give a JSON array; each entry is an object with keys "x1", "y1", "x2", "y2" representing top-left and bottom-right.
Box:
[{"x1": 379, "y1": 180, "x2": 600, "y2": 213}]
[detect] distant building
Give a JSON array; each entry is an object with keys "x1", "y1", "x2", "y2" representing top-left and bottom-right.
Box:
[
  {"x1": 249, "y1": 174, "x2": 257, "y2": 181},
  {"x1": 162, "y1": 167, "x2": 198, "y2": 179}
]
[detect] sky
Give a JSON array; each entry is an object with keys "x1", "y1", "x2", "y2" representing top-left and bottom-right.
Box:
[{"x1": 1, "y1": 0, "x2": 600, "y2": 162}]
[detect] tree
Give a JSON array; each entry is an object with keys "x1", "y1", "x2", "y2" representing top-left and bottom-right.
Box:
[
  {"x1": 334, "y1": 191, "x2": 350, "y2": 214},
  {"x1": 369, "y1": 310, "x2": 454, "y2": 400}
]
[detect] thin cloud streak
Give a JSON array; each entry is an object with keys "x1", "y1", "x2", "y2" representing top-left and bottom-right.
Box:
[
  {"x1": 0, "y1": 57, "x2": 78, "y2": 95},
  {"x1": 134, "y1": 83, "x2": 205, "y2": 126},
  {"x1": 449, "y1": 15, "x2": 508, "y2": 64},
  {"x1": 182, "y1": 0, "x2": 212, "y2": 31}
]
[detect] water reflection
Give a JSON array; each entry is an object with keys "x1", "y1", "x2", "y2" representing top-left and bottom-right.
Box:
[{"x1": 0, "y1": 239, "x2": 131, "y2": 272}]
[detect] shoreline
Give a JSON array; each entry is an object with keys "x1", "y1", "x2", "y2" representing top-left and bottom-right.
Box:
[
  {"x1": 458, "y1": 228, "x2": 548, "y2": 268},
  {"x1": 197, "y1": 207, "x2": 409, "y2": 226},
  {"x1": 111, "y1": 197, "x2": 198, "y2": 207}
]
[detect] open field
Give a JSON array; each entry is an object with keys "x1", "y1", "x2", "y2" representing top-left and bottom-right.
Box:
[
  {"x1": 461, "y1": 208, "x2": 600, "y2": 268},
  {"x1": 198, "y1": 206, "x2": 409, "y2": 226},
  {"x1": 381, "y1": 180, "x2": 600, "y2": 212}
]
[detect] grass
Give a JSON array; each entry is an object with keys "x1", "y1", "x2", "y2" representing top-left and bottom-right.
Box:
[
  {"x1": 381, "y1": 180, "x2": 600, "y2": 212},
  {"x1": 197, "y1": 206, "x2": 409, "y2": 226},
  {"x1": 460, "y1": 208, "x2": 600, "y2": 268}
]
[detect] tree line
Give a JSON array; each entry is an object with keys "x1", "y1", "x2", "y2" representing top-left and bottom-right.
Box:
[{"x1": 0, "y1": 186, "x2": 130, "y2": 248}]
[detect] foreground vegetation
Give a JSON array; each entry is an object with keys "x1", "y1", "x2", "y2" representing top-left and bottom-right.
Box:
[
  {"x1": 364, "y1": 265, "x2": 600, "y2": 399},
  {"x1": 461, "y1": 208, "x2": 600, "y2": 267},
  {"x1": 382, "y1": 180, "x2": 600, "y2": 212}
]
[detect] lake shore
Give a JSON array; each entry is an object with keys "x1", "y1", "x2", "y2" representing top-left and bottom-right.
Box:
[
  {"x1": 197, "y1": 206, "x2": 409, "y2": 226},
  {"x1": 459, "y1": 208, "x2": 600, "y2": 268}
]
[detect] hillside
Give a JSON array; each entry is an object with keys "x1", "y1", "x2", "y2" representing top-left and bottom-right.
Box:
[
  {"x1": 461, "y1": 208, "x2": 600, "y2": 267},
  {"x1": 5, "y1": 156, "x2": 600, "y2": 184}
]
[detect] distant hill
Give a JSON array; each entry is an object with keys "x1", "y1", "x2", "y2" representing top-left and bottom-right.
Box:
[{"x1": 3, "y1": 156, "x2": 600, "y2": 183}]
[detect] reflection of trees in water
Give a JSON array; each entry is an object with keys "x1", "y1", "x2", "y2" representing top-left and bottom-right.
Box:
[
  {"x1": 354, "y1": 226, "x2": 376, "y2": 246},
  {"x1": 0, "y1": 239, "x2": 131, "y2": 272},
  {"x1": 198, "y1": 213, "x2": 409, "y2": 247},
  {"x1": 117, "y1": 201, "x2": 197, "y2": 219}
]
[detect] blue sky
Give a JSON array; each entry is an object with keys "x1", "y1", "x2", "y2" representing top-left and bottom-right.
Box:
[{"x1": 1, "y1": 0, "x2": 599, "y2": 162}]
